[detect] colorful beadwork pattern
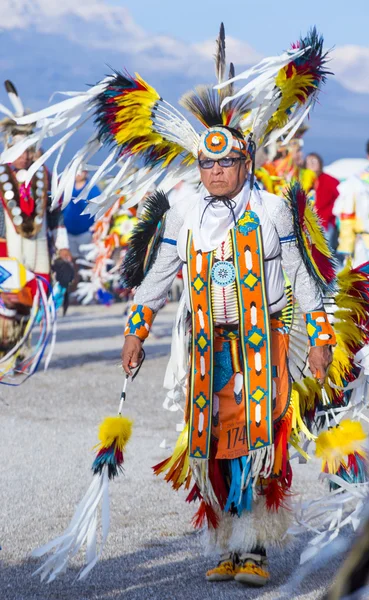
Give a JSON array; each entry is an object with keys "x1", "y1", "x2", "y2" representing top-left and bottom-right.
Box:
[
  {"x1": 232, "y1": 214, "x2": 273, "y2": 452},
  {"x1": 186, "y1": 210, "x2": 274, "y2": 459},
  {"x1": 200, "y1": 128, "x2": 233, "y2": 158},
  {"x1": 211, "y1": 261, "x2": 236, "y2": 287},
  {"x1": 187, "y1": 235, "x2": 214, "y2": 459},
  {"x1": 305, "y1": 311, "x2": 336, "y2": 347},
  {"x1": 124, "y1": 304, "x2": 154, "y2": 341}
]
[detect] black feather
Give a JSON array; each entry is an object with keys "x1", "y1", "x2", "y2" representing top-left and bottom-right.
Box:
[
  {"x1": 121, "y1": 190, "x2": 170, "y2": 289},
  {"x1": 222, "y1": 62, "x2": 236, "y2": 99},
  {"x1": 4, "y1": 80, "x2": 18, "y2": 96},
  {"x1": 180, "y1": 83, "x2": 251, "y2": 130},
  {"x1": 215, "y1": 22, "x2": 226, "y2": 84},
  {"x1": 228, "y1": 62, "x2": 235, "y2": 95},
  {"x1": 180, "y1": 85, "x2": 223, "y2": 128}
]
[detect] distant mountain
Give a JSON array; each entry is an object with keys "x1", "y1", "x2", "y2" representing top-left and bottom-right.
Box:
[{"x1": 0, "y1": 4, "x2": 368, "y2": 166}]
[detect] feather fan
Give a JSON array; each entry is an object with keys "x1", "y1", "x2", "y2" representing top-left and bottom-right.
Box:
[{"x1": 121, "y1": 190, "x2": 170, "y2": 289}]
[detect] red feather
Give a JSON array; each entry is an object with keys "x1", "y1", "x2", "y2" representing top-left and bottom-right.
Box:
[
  {"x1": 208, "y1": 441, "x2": 228, "y2": 509},
  {"x1": 311, "y1": 245, "x2": 335, "y2": 284},
  {"x1": 263, "y1": 479, "x2": 292, "y2": 511},
  {"x1": 192, "y1": 500, "x2": 219, "y2": 529}
]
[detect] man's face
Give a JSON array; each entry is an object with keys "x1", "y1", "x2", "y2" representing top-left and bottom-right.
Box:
[
  {"x1": 12, "y1": 150, "x2": 30, "y2": 171},
  {"x1": 305, "y1": 155, "x2": 321, "y2": 175},
  {"x1": 198, "y1": 151, "x2": 250, "y2": 198},
  {"x1": 75, "y1": 170, "x2": 88, "y2": 185}
]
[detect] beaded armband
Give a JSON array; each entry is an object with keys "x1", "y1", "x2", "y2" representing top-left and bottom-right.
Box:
[
  {"x1": 124, "y1": 304, "x2": 154, "y2": 341},
  {"x1": 304, "y1": 311, "x2": 336, "y2": 347}
]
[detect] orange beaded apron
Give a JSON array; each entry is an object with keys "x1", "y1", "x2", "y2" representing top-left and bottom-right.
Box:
[{"x1": 186, "y1": 209, "x2": 289, "y2": 461}]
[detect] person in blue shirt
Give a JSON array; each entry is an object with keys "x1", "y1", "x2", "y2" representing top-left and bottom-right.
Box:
[{"x1": 63, "y1": 167, "x2": 100, "y2": 260}]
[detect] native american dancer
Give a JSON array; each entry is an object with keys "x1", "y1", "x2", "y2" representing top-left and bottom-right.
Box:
[
  {"x1": 0, "y1": 81, "x2": 72, "y2": 378},
  {"x1": 256, "y1": 126, "x2": 316, "y2": 197},
  {"x1": 333, "y1": 143, "x2": 369, "y2": 266},
  {"x1": 6, "y1": 26, "x2": 369, "y2": 586},
  {"x1": 120, "y1": 33, "x2": 369, "y2": 585},
  {"x1": 76, "y1": 191, "x2": 138, "y2": 306}
]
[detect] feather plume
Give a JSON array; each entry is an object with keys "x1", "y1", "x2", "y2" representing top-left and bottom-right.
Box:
[
  {"x1": 180, "y1": 86, "x2": 224, "y2": 128},
  {"x1": 262, "y1": 478, "x2": 292, "y2": 511},
  {"x1": 284, "y1": 182, "x2": 336, "y2": 294},
  {"x1": 192, "y1": 500, "x2": 219, "y2": 529},
  {"x1": 215, "y1": 22, "x2": 226, "y2": 85},
  {"x1": 121, "y1": 190, "x2": 170, "y2": 289},
  {"x1": 315, "y1": 420, "x2": 367, "y2": 474},
  {"x1": 94, "y1": 70, "x2": 198, "y2": 166},
  {"x1": 218, "y1": 27, "x2": 331, "y2": 147},
  {"x1": 291, "y1": 259, "x2": 369, "y2": 440},
  {"x1": 180, "y1": 23, "x2": 250, "y2": 131},
  {"x1": 32, "y1": 379, "x2": 134, "y2": 582},
  {"x1": 153, "y1": 423, "x2": 191, "y2": 490},
  {"x1": 180, "y1": 85, "x2": 251, "y2": 130},
  {"x1": 226, "y1": 62, "x2": 236, "y2": 97},
  {"x1": 4, "y1": 80, "x2": 25, "y2": 118}
]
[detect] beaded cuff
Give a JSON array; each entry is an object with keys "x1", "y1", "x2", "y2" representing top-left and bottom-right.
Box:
[
  {"x1": 124, "y1": 304, "x2": 154, "y2": 341},
  {"x1": 304, "y1": 311, "x2": 336, "y2": 347}
]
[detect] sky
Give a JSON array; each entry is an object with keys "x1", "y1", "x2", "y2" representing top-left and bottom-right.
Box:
[{"x1": 108, "y1": 0, "x2": 369, "y2": 52}]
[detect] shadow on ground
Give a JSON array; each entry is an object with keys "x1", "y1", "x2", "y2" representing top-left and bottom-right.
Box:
[{"x1": 1, "y1": 532, "x2": 341, "y2": 600}]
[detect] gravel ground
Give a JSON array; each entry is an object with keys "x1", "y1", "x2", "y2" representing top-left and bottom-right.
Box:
[{"x1": 0, "y1": 302, "x2": 352, "y2": 600}]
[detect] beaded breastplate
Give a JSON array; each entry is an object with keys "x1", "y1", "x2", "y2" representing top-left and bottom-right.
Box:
[{"x1": 0, "y1": 165, "x2": 48, "y2": 239}]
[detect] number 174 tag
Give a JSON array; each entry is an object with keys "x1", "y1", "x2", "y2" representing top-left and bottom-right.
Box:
[{"x1": 217, "y1": 419, "x2": 248, "y2": 459}]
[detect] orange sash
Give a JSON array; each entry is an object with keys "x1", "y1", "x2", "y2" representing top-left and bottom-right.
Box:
[{"x1": 186, "y1": 209, "x2": 274, "y2": 459}]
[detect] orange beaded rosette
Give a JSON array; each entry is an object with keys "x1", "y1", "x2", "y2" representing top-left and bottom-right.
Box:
[
  {"x1": 199, "y1": 126, "x2": 248, "y2": 160},
  {"x1": 199, "y1": 127, "x2": 233, "y2": 158}
]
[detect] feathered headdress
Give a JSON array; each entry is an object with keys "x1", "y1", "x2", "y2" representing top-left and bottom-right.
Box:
[
  {"x1": 0, "y1": 26, "x2": 330, "y2": 213},
  {"x1": 179, "y1": 23, "x2": 250, "y2": 131},
  {"x1": 217, "y1": 27, "x2": 330, "y2": 148},
  {"x1": 0, "y1": 81, "x2": 35, "y2": 150}
]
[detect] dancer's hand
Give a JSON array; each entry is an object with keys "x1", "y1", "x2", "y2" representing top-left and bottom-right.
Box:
[
  {"x1": 308, "y1": 346, "x2": 333, "y2": 385},
  {"x1": 122, "y1": 336, "x2": 143, "y2": 376}
]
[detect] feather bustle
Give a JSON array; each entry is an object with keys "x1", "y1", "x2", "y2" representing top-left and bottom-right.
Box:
[{"x1": 121, "y1": 190, "x2": 170, "y2": 289}]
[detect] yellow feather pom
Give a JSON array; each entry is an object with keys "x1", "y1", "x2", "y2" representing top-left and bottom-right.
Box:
[
  {"x1": 291, "y1": 388, "x2": 316, "y2": 442},
  {"x1": 97, "y1": 415, "x2": 133, "y2": 452},
  {"x1": 153, "y1": 422, "x2": 191, "y2": 490},
  {"x1": 315, "y1": 420, "x2": 367, "y2": 473}
]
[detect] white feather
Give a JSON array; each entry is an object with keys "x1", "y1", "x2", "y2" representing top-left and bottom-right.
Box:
[
  {"x1": 0, "y1": 132, "x2": 39, "y2": 164},
  {"x1": 0, "y1": 102, "x2": 17, "y2": 119},
  {"x1": 16, "y1": 81, "x2": 107, "y2": 125},
  {"x1": 32, "y1": 468, "x2": 112, "y2": 582},
  {"x1": 216, "y1": 47, "x2": 307, "y2": 96},
  {"x1": 6, "y1": 91, "x2": 24, "y2": 118}
]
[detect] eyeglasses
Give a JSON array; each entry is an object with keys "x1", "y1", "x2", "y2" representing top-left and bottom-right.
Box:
[{"x1": 198, "y1": 157, "x2": 244, "y2": 170}]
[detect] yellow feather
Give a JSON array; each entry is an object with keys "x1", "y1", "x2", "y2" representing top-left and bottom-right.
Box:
[
  {"x1": 334, "y1": 320, "x2": 364, "y2": 348},
  {"x1": 291, "y1": 388, "x2": 316, "y2": 441},
  {"x1": 328, "y1": 344, "x2": 352, "y2": 387},
  {"x1": 96, "y1": 415, "x2": 133, "y2": 452},
  {"x1": 301, "y1": 231, "x2": 327, "y2": 283},
  {"x1": 154, "y1": 423, "x2": 190, "y2": 479},
  {"x1": 304, "y1": 205, "x2": 332, "y2": 257},
  {"x1": 315, "y1": 420, "x2": 367, "y2": 473},
  {"x1": 300, "y1": 169, "x2": 316, "y2": 194},
  {"x1": 109, "y1": 73, "x2": 189, "y2": 165},
  {"x1": 264, "y1": 67, "x2": 317, "y2": 138}
]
